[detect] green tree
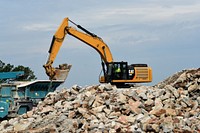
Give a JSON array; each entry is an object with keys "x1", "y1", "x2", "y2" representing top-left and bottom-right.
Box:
[{"x1": 0, "y1": 60, "x2": 37, "y2": 83}]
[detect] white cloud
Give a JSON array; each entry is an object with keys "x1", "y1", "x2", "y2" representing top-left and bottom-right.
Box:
[
  {"x1": 84, "y1": 3, "x2": 200, "y2": 24},
  {"x1": 23, "y1": 23, "x2": 56, "y2": 31}
]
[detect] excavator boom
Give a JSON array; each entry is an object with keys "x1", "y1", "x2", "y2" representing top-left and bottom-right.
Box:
[{"x1": 44, "y1": 18, "x2": 113, "y2": 80}]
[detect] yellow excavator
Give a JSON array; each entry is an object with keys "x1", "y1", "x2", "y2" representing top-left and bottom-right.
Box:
[{"x1": 43, "y1": 18, "x2": 152, "y2": 86}]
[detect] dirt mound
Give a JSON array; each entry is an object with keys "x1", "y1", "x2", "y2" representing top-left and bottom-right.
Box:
[{"x1": 1, "y1": 68, "x2": 200, "y2": 133}]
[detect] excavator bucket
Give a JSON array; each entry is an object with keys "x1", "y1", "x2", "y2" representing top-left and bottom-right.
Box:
[{"x1": 53, "y1": 64, "x2": 72, "y2": 80}]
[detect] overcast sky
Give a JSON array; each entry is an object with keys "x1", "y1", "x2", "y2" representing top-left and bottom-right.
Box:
[{"x1": 0, "y1": 0, "x2": 200, "y2": 88}]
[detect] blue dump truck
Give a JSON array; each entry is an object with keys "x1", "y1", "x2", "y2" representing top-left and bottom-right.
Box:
[{"x1": 0, "y1": 80, "x2": 64, "y2": 118}]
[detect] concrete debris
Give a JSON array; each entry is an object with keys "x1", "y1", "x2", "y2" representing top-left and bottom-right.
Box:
[{"x1": 0, "y1": 68, "x2": 200, "y2": 133}]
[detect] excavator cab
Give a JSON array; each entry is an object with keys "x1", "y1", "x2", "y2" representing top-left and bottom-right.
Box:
[{"x1": 111, "y1": 62, "x2": 129, "y2": 80}]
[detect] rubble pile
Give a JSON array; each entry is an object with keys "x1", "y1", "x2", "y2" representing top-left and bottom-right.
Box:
[{"x1": 0, "y1": 68, "x2": 200, "y2": 133}]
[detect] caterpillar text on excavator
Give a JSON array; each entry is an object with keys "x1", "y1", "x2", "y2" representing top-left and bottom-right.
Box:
[{"x1": 43, "y1": 18, "x2": 152, "y2": 86}]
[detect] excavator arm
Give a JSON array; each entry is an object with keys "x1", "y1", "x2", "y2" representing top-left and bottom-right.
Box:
[{"x1": 44, "y1": 18, "x2": 113, "y2": 80}]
